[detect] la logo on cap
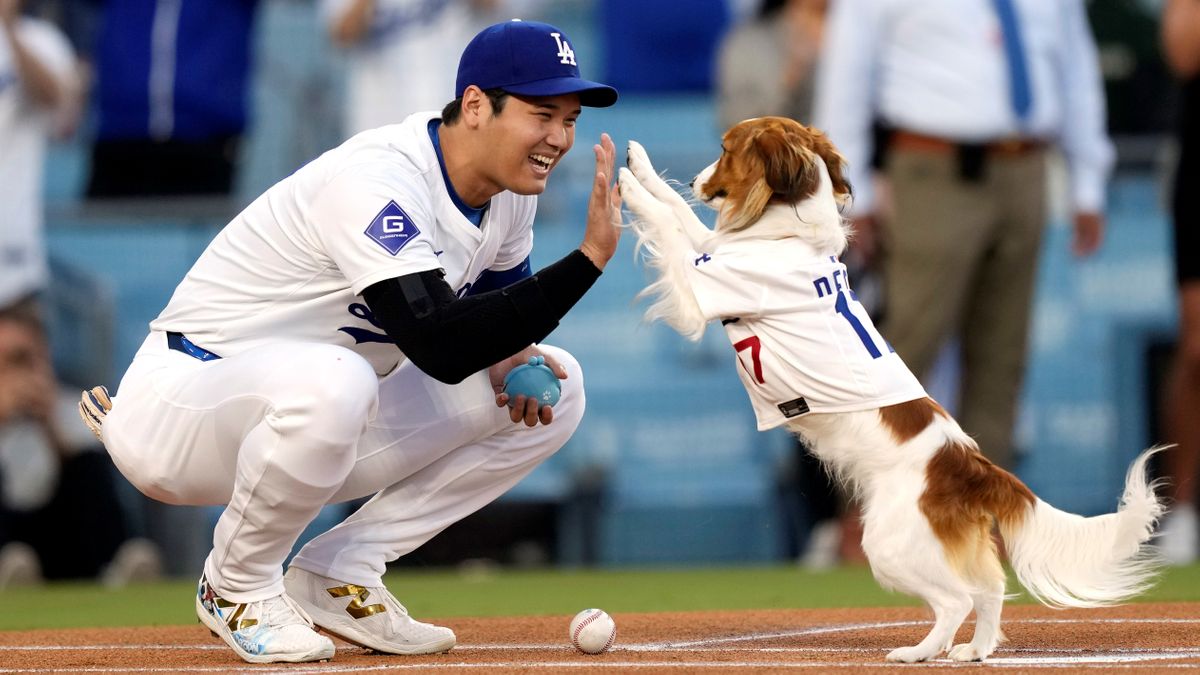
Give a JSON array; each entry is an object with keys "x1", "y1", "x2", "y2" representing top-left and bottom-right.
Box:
[
  {"x1": 551, "y1": 32, "x2": 576, "y2": 66},
  {"x1": 455, "y1": 20, "x2": 618, "y2": 107}
]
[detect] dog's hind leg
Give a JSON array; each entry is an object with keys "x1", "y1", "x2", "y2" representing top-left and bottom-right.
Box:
[
  {"x1": 885, "y1": 590, "x2": 972, "y2": 663},
  {"x1": 862, "y1": 501, "x2": 973, "y2": 663},
  {"x1": 948, "y1": 581, "x2": 1006, "y2": 661}
]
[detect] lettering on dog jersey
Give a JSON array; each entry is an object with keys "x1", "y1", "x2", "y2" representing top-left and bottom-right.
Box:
[
  {"x1": 812, "y1": 268, "x2": 848, "y2": 298},
  {"x1": 365, "y1": 201, "x2": 420, "y2": 255}
]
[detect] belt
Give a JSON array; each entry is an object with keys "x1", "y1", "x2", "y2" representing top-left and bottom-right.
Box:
[
  {"x1": 890, "y1": 130, "x2": 1046, "y2": 156},
  {"x1": 167, "y1": 332, "x2": 222, "y2": 361}
]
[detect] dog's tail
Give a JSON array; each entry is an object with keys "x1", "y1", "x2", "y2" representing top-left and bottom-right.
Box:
[{"x1": 1000, "y1": 446, "x2": 1166, "y2": 608}]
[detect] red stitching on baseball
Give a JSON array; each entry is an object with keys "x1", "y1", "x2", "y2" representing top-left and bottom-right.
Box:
[{"x1": 572, "y1": 610, "x2": 602, "y2": 649}]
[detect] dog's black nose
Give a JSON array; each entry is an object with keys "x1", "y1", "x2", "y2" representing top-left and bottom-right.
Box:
[{"x1": 688, "y1": 179, "x2": 695, "y2": 188}]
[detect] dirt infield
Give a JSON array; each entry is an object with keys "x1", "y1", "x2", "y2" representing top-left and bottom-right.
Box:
[{"x1": 1, "y1": 602, "x2": 1198, "y2": 673}]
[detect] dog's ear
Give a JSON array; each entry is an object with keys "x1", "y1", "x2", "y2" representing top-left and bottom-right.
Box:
[
  {"x1": 752, "y1": 122, "x2": 852, "y2": 207},
  {"x1": 754, "y1": 123, "x2": 820, "y2": 204},
  {"x1": 803, "y1": 128, "x2": 853, "y2": 207}
]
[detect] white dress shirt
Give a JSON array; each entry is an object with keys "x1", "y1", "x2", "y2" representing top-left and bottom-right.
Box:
[{"x1": 814, "y1": 0, "x2": 1114, "y2": 214}]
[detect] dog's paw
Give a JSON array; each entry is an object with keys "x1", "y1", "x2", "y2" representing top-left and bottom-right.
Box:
[
  {"x1": 948, "y1": 643, "x2": 984, "y2": 662},
  {"x1": 886, "y1": 645, "x2": 938, "y2": 663},
  {"x1": 618, "y1": 167, "x2": 670, "y2": 223},
  {"x1": 626, "y1": 140, "x2": 691, "y2": 204},
  {"x1": 626, "y1": 140, "x2": 653, "y2": 174}
]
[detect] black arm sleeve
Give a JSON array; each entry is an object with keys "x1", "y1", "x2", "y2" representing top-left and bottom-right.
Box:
[{"x1": 362, "y1": 249, "x2": 602, "y2": 384}]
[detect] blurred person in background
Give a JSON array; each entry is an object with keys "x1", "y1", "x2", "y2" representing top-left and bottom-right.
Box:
[
  {"x1": 0, "y1": 302, "x2": 161, "y2": 589},
  {"x1": 815, "y1": 0, "x2": 1113, "y2": 472},
  {"x1": 715, "y1": 0, "x2": 826, "y2": 131},
  {"x1": 0, "y1": 0, "x2": 80, "y2": 310},
  {"x1": 324, "y1": 0, "x2": 539, "y2": 137},
  {"x1": 1157, "y1": 0, "x2": 1200, "y2": 565},
  {"x1": 1, "y1": 1, "x2": 160, "y2": 588},
  {"x1": 82, "y1": 0, "x2": 259, "y2": 198}
]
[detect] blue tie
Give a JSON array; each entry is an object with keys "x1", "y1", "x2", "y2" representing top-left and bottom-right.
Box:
[{"x1": 992, "y1": 0, "x2": 1032, "y2": 122}]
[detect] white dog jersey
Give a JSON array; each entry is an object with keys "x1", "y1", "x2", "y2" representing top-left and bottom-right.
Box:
[
  {"x1": 687, "y1": 238, "x2": 927, "y2": 430},
  {"x1": 151, "y1": 111, "x2": 535, "y2": 375}
]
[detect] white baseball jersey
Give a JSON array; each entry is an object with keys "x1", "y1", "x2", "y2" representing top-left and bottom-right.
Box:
[
  {"x1": 687, "y1": 237, "x2": 926, "y2": 430},
  {"x1": 0, "y1": 17, "x2": 75, "y2": 307},
  {"x1": 150, "y1": 111, "x2": 536, "y2": 375}
]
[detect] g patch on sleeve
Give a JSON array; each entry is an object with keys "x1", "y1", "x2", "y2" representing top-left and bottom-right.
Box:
[{"x1": 364, "y1": 201, "x2": 420, "y2": 255}]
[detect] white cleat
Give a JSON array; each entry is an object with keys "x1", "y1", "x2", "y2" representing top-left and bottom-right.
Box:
[
  {"x1": 195, "y1": 574, "x2": 335, "y2": 664},
  {"x1": 284, "y1": 566, "x2": 456, "y2": 655}
]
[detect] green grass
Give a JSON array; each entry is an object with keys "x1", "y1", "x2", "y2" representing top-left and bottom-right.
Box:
[{"x1": 2, "y1": 563, "x2": 1198, "y2": 631}]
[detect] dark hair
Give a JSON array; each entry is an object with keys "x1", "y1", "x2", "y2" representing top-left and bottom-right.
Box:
[
  {"x1": 0, "y1": 296, "x2": 45, "y2": 337},
  {"x1": 441, "y1": 88, "x2": 510, "y2": 125},
  {"x1": 759, "y1": 0, "x2": 787, "y2": 18}
]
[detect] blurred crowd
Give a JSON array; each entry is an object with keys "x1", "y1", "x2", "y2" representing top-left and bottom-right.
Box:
[{"x1": 1, "y1": 0, "x2": 1197, "y2": 588}]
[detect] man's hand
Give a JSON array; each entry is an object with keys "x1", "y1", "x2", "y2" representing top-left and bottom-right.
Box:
[
  {"x1": 849, "y1": 214, "x2": 881, "y2": 266},
  {"x1": 579, "y1": 133, "x2": 623, "y2": 270},
  {"x1": 1072, "y1": 211, "x2": 1104, "y2": 257},
  {"x1": 329, "y1": 0, "x2": 376, "y2": 47},
  {"x1": 489, "y1": 346, "x2": 568, "y2": 427}
]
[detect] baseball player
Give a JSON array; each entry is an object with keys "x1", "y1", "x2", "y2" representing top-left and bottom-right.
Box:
[{"x1": 78, "y1": 19, "x2": 620, "y2": 664}]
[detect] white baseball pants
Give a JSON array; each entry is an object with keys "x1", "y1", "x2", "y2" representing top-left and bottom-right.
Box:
[{"x1": 102, "y1": 331, "x2": 583, "y2": 603}]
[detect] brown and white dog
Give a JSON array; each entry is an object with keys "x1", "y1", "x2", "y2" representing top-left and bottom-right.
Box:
[{"x1": 617, "y1": 116, "x2": 1164, "y2": 663}]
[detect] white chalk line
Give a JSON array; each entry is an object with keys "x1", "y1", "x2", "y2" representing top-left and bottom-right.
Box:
[
  {"x1": 1, "y1": 617, "x2": 1198, "y2": 672},
  {"x1": 7, "y1": 619, "x2": 1190, "y2": 648},
  {"x1": 3, "y1": 644, "x2": 1200, "y2": 655},
  {"x1": 646, "y1": 618, "x2": 1200, "y2": 649},
  {"x1": 3, "y1": 662, "x2": 1200, "y2": 673}
]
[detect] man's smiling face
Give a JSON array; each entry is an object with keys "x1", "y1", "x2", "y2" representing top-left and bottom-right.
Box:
[{"x1": 477, "y1": 92, "x2": 580, "y2": 197}]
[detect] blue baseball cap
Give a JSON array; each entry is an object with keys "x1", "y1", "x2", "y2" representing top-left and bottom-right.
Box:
[{"x1": 456, "y1": 20, "x2": 618, "y2": 108}]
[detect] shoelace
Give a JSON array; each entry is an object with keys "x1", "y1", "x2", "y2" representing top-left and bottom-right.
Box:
[
  {"x1": 377, "y1": 587, "x2": 412, "y2": 617},
  {"x1": 257, "y1": 593, "x2": 317, "y2": 629}
]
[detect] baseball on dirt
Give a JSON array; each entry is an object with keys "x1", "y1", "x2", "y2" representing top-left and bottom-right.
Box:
[{"x1": 569, "y1": 608, "x2": 616, "y2": 654}]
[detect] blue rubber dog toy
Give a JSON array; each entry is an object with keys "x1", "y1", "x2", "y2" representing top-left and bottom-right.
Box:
[{"x1": 503, "y1": 356, "x2": 561, "y2": 408}]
